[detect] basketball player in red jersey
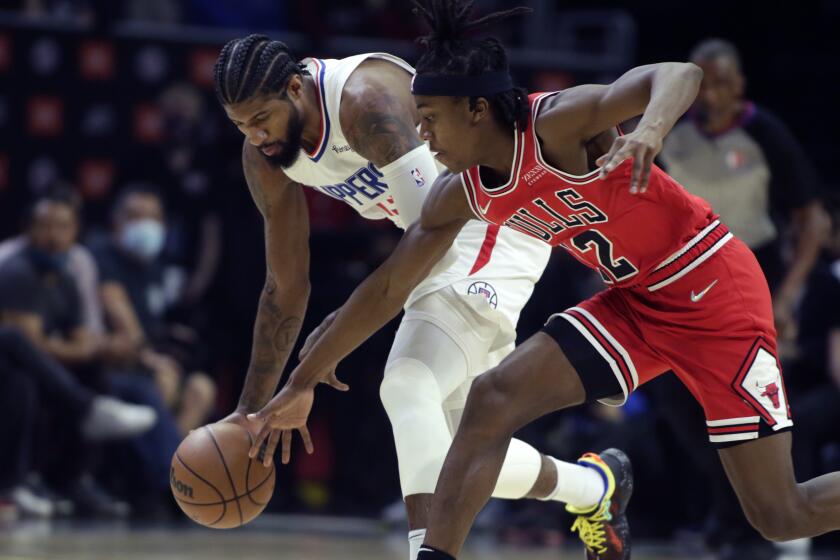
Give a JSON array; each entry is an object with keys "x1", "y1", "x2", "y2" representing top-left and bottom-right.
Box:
[{"x1": 250, "y1": 2, "x2": 840, "y2": 559}]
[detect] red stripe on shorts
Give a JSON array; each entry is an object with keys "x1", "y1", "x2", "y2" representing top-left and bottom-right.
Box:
[{"x1": 469, "y1": 224, "x2": 500, "y2": 275}]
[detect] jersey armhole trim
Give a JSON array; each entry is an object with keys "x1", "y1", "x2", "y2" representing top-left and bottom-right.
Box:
[
  {"x1": 530, "y1": 91, "x2": 620, "y2": 184},
  {"x1": 460, "y1": 172, "x2": 488, "y2": 221},
  {"x1": 305, "y1": 59, "x2": 331, "y2": 162}
]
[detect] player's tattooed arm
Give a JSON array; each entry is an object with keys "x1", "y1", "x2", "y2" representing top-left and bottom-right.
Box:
[
  {"x1": 340, "y1": 66, "x2": 422, "y2": 168},
  {"x1": 237, "y1": 142, "x2": 311, "y2": 412}
]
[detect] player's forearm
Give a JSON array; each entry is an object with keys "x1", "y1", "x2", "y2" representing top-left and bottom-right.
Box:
[
  {"x1": 637, "y1": 63, "x2": 703, "y2": 138},
  {"x1": 287, "y1": 219, "x2": 461, "y2": 390},
  {"x1": 237, "y1": 281, "x2": 309, "y2": 412},
  {"x1": 288, "y1": 273, "x2": 408, "y2": 390}
]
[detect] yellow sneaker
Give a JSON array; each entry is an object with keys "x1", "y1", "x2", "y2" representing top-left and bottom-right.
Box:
[{"x1": 566, "y1": 448, "x2": 633, "y2": 559}]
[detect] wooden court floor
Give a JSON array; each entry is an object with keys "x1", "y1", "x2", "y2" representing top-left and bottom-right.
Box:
[{"x1": 0, "y1": 516, "x2": 828, "y2": 560}]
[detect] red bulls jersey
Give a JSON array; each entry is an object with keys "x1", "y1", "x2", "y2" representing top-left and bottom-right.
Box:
[{"x1": 461, "y1": 92, "x2": 730, "y2": 289}]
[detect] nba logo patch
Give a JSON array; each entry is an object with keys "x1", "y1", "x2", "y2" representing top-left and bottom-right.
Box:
[
  {"x1": 468, "y1": 281, "x2": 498, "y2": 309},
  {"x1": 410, "y1": 167, "x2": 426, "y2": 188},
  {"x1": 726, "y1": 149, "x2": 747, "y2": 170}
]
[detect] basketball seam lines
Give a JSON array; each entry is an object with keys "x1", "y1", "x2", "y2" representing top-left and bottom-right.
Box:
[
  {"x1": 205, "y1": 425, "x2": 245, "y2": 527},
  {"x1": 174, "y1": 452, "x2": 228, "y2": 526},
  {"x1": 244, "y1": 431, "x2": 270, "y2": 507}
]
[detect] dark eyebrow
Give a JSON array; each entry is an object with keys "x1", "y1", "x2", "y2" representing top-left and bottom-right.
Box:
[
  {"x1": 416, "y1": 103, "x2": 428, "y2": 109},
  {"x1": 232, "y1": 110, "x2": 269, "y2": 127}
]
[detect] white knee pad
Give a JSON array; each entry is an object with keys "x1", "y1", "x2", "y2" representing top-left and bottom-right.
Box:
[
  {"x1": 380, "y1": 357, "x2": 453, "y2": 497},
  {"x1": 492, "y1": 438, "x2": 542, "y2": 499},
  {"x1": 444, "y1": 402, "x2": 542, "y2": 500}
]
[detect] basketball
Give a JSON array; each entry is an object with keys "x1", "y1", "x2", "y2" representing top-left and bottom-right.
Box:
[{"x1": 170, "y1": 422, "x2": 275, "y2": 529}]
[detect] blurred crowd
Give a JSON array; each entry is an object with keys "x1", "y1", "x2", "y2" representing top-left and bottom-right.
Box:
[{"x1": 1, "y1": 2, "x2": 839, "y2": 559}]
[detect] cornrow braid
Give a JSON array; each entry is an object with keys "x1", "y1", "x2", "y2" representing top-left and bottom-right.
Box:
[
  {"x1": 213, "y1": 34, "x2": 308, "y2": 105},
  {"x1": 412, "y1": 0, "x2": 531, "y2": 132}
]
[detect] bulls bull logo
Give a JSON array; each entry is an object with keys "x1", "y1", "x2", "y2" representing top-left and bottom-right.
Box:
[{"x1": 758, "y1": 381, "x2": 781, "y2": 409}]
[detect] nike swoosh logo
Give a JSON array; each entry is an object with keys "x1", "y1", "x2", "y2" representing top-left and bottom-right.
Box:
[
  {"x1": 690, "y1": 279, "x2": 718, "y2": 302},
  {"x1": 480, "y1": 200, "x2": 492, "y2": 213}
]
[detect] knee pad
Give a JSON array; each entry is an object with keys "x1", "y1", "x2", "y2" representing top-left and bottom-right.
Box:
[
  {"x1": 492, "y1": 438, "x2": 542, "y2": 499},
  {"x1": 380, "y1": 358, "x2": 453, "y2": 497},
  {"x1": 380, "y1": 357, "x2": 443, "y2": 415}
]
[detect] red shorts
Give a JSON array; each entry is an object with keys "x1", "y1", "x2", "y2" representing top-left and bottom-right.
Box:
[{"x1": 543, "y1": 226, "x2": 793, "y2": 446}]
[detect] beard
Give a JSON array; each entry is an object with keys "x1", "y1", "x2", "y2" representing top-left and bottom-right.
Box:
[{"x1": 260, "y1": 103, "x2": 305, "y2": 169}]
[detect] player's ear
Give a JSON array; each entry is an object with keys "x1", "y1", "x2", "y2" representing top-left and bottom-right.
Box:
[
  {"x1": 469, "y1": 97, "x2": 491, "y2": 125},
  {"x1": 286, "y1": 74, "x2": 304, "y2": 100}
]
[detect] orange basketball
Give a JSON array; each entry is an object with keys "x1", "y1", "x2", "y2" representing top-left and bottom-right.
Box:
[{"x1": 170, "y1": 422, "x2": 275, "y2": 528}]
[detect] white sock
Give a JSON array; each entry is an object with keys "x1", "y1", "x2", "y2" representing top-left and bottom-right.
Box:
[
  {"x1": 409, "y1": 528, "x2": 427, "y2": 560},
  {"x1": 540, "y1": 456, "x2": 605, "y2": 510}
]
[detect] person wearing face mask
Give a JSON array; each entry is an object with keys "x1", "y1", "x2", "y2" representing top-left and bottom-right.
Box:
[
  {"x1": 0, "y1": 189, "x2": 160, "y2": 517},
  {"x1": 91, "y1": 186, "x2": 217, "y2": 436}
]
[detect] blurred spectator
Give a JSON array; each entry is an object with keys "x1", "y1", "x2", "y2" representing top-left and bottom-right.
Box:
[
  {"x1": 0, "y1": 185, "x2": 106, "y2": 337},
  {"x1": 91, "y1": 186, "x2": 216, "y2": 435},
  {"x1": 661, "y1": 38, "x2": 830, "y2": 339},
  {"x1": 791, "y1": 194, "x2": 840, "y2": 551},
  {"x1": 0, "y1": 190, "x2": 100, "y2": 369},
  {"x1": 793, "y1": 194, "x2": 840, "y2": 477},
  {"x1": 0, "y1": 189, "x2": 161, "y2": 517},
  {"x1": 0, "y1": 326, "x2": 156, "y2": 517},
  {"x1": 654, "y1": 38, "x2": 830, "y2": 559}
]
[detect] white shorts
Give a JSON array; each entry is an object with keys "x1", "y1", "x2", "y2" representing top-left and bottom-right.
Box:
[
  {"x1": 402, "y1": 274, "x2": 539, "y2": 378},
  {"x1": 406, "y1": 221, "x2": 550, "y2": 319}
]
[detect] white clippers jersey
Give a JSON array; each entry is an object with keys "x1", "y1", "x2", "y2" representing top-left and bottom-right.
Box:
[{"x1": 284, "y1": 54, "x2": 551, "y2": 311}]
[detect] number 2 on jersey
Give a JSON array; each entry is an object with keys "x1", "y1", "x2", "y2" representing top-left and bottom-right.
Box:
[{"x1": 571, "y1": 229, "x2": 638, "y2": 283}]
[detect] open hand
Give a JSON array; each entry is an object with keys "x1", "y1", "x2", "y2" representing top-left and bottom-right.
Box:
[
  {"x1": 597, "y1": 126, "x2": 664, "y2": 193},
  {"x1": 218, "y1": 409, "x2": 275, "y2": 462},
  {"x1": 247, "y1": 385, "x2": 315, "y2": 467}
]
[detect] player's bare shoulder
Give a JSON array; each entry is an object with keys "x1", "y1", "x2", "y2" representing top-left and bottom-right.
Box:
[
  {"x1": 533, "y1": 86, "x2": 603, "y2": 144},
  {"x1": 534, "y1": 87, "x2": 619, "y2": 173},
  {"x1": 337, "y1": 59, "x2": 420, "y2": 167},
  {"x1": 420, "y1": 169, "x2": 472, "y2": 230}
]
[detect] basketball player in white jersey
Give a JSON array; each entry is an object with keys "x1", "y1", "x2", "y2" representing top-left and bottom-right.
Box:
[{"x1": 213, "y1": 35, "x2": 623, "y2": 558}]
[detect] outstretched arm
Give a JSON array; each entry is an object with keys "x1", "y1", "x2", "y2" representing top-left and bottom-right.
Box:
[
  {"x1": 540, "y1": 62, "x2": 703, "y2": 191},
  {"x1": 235, "y1": 142, "x2": 311, "y2": 413},
  {"x1": 248, "y1": 173, "x2": 472, "y2": 458},
  {"x1": 290, "y1": 172, "x2": 468, "y2": 390}
]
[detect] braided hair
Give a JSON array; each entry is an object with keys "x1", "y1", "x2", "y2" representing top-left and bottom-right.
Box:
[
  {"x1": 213, "y1": 34, "x2": 307, "y2": 105},
  {"x1": 412, "y1": 0, "x2": 531, "y2": 131}
]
